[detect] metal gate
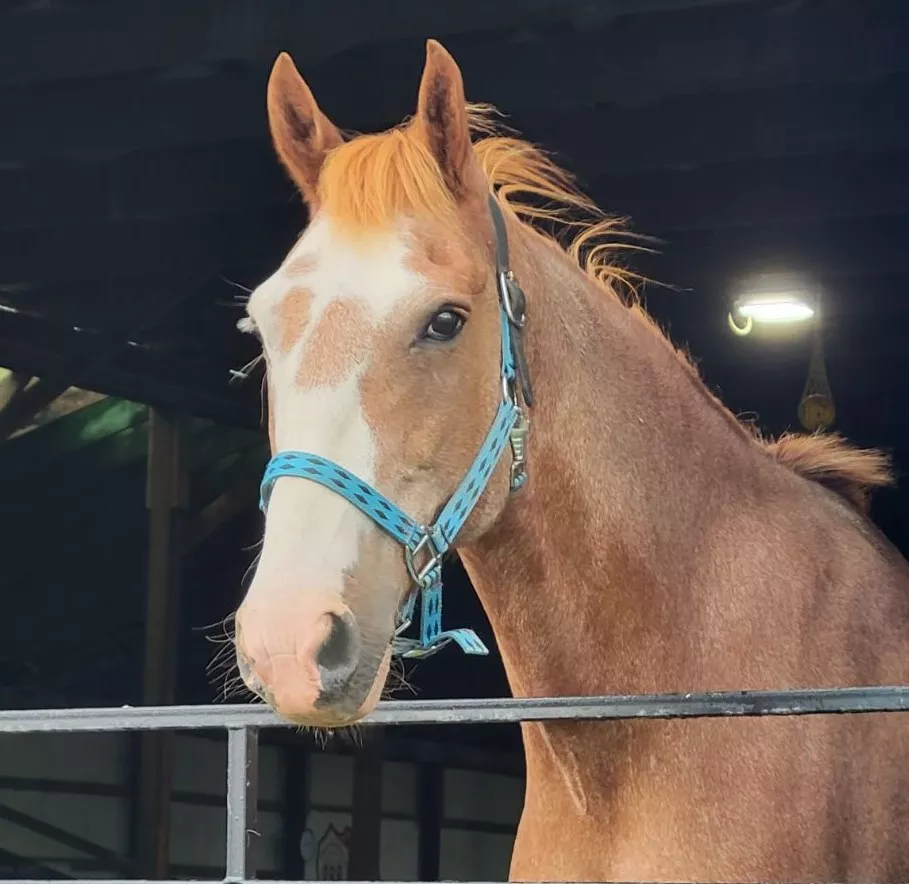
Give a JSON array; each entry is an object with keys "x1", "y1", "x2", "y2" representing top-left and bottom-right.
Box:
[{"x1": 2, "y1": 685, "x2": 909, "y2": 884}]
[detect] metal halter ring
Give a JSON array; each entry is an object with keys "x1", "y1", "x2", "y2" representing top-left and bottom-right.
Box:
[
  {"x1": 500, "y1": 270, "x2": 528, "y2": 328},
  {"x1": 404, "y1": 530, "x2": 446, "y2": 589}
]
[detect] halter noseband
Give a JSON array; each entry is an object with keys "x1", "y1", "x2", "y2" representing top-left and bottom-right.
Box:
[{"x1": 258, "y1": 195, "x2": 533, "y2": 659}]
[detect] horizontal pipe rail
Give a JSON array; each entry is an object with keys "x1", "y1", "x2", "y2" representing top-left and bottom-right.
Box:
[
  {"x1": 1, "y1": 685, "x2": 909, "y2": 733},
  {"x1": 4, "y1": 688, "x2": 907, "y2": 884}
]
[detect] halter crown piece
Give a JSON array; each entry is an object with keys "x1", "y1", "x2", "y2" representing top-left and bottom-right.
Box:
[{"x1": 259, "y1": 194, "x2": 534, "y2": 659}]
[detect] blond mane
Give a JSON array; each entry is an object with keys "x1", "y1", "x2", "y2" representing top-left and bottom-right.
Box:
[
  {"x1": 316, "y1": 105, "x2": 892, "y2": 511},
  {"x1": 318, "y1": 104, "x2": 649, "y2": 296}
]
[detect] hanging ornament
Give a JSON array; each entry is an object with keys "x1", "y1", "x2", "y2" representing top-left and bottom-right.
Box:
[{"x1": 798, "y1": 325, "x2": 835, "y2": 431}]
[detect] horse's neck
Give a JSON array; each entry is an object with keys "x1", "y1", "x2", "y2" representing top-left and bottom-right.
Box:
[
  {"x1": 457, "y1": 224, "x2": 772, "y2": 804},
  {"x1": 463, "y1": 224, "x2": 757, "y2": 698}
]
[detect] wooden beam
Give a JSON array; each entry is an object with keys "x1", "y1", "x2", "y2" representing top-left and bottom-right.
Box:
[
  {"x1": 0, "y1": 371, "x2": 30, "y2": 410},
  {"x1": 0, "y1": 845, "x2": 72, "y2": 880},
  {"x1": 280, "y1": 742, "x2": 310, "y2": 879},
  {"x1": 0, "y1": 801, "x2": 133, "y2": 875},
  {"x1": 417, "y1": 764, "x2": 443, "y2": 882},
  {"x1": 188, "y1": 475, "x2": 260, "y2": 550},
  {"x1": 134, "y1": 408, "x2": 189, "y2": 879},
  {"x1": 347, "y1": 729, "x2": 384, "y2": 881},
  {"x1": 0, "y1": 375, "x2": 69, "y2": 440},
  {"x1": 0, "y1": 313, "x2": 259, "y2": 430},
  {"x1": 0, "y1": 399, "x2": 148, "y2": 489}
]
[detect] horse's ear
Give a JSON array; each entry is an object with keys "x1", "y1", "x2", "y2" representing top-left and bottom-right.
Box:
[
  {"x1": 266, "y1": 52, "x2": 343, "y2": 208},
  {"x1": 414, "y1": 40, "x2": 474, "y2": 199}
]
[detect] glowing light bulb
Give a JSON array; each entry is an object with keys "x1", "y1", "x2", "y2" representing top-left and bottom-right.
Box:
[{"x1": 737, "y1": 298, "x2": 815, "y2": 323}]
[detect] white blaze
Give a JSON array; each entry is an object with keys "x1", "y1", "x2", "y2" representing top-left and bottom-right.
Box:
[{"x1": 244, "y1": 217, "x2": 422, "y2": 600}]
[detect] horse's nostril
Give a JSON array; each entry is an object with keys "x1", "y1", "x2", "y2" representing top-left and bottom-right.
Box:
[
  {"x1": 317, "y1": 612, "x2": 356, "y2": 669},
  {"x1": 317, "y1": 611, "x2": 360, "y2": 693}
]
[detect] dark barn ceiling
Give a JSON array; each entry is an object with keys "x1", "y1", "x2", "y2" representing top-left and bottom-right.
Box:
[{"x1": 1, "y1": 0, "x2": 909, "y2": 715}]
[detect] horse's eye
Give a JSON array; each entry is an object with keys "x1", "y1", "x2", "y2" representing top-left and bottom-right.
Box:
[{"x1": 421, "y1": 308, "x2": 466, "y2": 343}]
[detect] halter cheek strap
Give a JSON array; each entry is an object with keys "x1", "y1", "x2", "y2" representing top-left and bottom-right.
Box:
[{"x1": 258, "y1": 195, "x2": 532, "y2": 659}]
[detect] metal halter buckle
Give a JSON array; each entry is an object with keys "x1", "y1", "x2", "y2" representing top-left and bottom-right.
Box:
[
  {"x1": 502, "y1": 373, "x2": 519, "y2": 406},
  {"x1": 404, "y1": 530, "x2": 445, "y2": 589},
  {"x1": 509, "y1": 411, "x2": 530, "y2": 491}
]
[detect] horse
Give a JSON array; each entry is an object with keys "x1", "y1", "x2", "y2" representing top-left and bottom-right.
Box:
[{"x1": 233, "y1": 39, "x2": 909, "y2": 882}]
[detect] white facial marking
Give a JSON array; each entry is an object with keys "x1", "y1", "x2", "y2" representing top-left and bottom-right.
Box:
[{"x1": 245, "y1": 216, "x2": 423, "y2": 601}]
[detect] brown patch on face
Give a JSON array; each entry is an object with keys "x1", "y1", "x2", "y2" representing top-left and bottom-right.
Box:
[
  {"x1": 273, "y1": 286, "x2": 314, "y2": 353},
  {"x1": 297, "y1": 299, "x2": 374, "y2": 388}
]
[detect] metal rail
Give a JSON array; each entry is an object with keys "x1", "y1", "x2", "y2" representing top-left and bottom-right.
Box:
[
  {"x1": 2, "y1": 686, "x2": 907, "y2": 884},
  {"x1": 2, "y1": 685, "x2": 909, "y2": 734}
]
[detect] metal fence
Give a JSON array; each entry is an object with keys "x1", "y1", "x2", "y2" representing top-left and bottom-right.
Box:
[{"x1": 2, "y1": 685, "x2": 909, "y2": 884}]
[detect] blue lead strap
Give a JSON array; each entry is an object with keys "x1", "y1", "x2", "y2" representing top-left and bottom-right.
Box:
[{"x1": 258, "y1": 193, "x2": 530, "y2": 659}]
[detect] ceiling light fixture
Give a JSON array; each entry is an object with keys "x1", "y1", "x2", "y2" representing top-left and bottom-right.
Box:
[{"x1": 727, "y1": 274, "x2": 818, "y2": 336}]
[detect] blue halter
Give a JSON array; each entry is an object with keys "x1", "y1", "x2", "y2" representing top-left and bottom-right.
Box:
[{"x1": 259, "y1": 195, "x2": 534, "y2": 659}]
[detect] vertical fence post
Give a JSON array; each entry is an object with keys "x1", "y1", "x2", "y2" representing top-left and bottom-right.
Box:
[
  {"x1": 417, "y1": 762, "x2": 443, "y2": 882},
  {"x1": 348, "y1": 728, "x2": 384, "y2": 880},
  {"x1": 136, "y1": 408, "x2": 188, "y2": 879},
  {"x1": 226, "y1": 727, "x2": 259, "y2": 882},
  {"x1": 281, "y1": 741, "x2": 310, "y2": 879}
]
